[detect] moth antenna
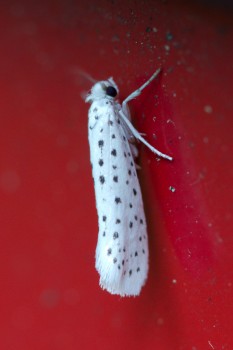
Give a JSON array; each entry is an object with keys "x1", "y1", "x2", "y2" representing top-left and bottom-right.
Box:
[{"x1": 77, "y1": 69, "x2": 97, "y2": 84}]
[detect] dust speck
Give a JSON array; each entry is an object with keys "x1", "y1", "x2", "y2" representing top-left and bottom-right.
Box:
[
  {"x1": 204, "y1": 105, "x2": 213, "y2": 114},
  {"x1": 166, "y1": 32, "x2": 173, "y2": 41},
  {"x1": 169, "y1": 186, "x2": 176, "y2": 193}
]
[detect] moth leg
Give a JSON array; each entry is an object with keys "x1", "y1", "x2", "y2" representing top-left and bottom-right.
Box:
[
  {"x1": 130, "y1": 143, "x2": 139, "y2": 159},
  {"x1": 120, "y1": 69, "x2": 172, "y2": 161},
  {"x1": 122, "y1": 68, "x2": 161, "y2": 109},
  {"x1": 118, "y1": 104, "x2": 138, "y2": 159},
  {"x1": 119, "y1": 110, "x2": 173, "y2": 161}
]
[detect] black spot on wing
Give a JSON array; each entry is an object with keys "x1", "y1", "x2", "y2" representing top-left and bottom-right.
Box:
[
  {"x1": 113, "y1": 232, "x2": 119, "y2": 239},
  {"x1": 98, "y1": 140, "x2": 104, "y2": 148},
  {"x1": 99, "y1": 175, "x2": 105, "y2": 184},
  {"x1": 115, "y1": 197, "x2": 121, "y2": 204},
  {"x1": 113, "y1": 176, "x2": 118, "y2": 182},
  {"x1": 111, "y1": 149, "x2": 117, "y2": 156}
]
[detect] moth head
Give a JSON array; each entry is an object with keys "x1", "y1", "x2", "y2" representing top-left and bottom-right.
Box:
[{"x1": 85, "y1": 77, "x2": 119, "y2": 103}]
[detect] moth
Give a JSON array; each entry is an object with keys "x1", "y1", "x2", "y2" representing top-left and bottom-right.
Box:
[{"x1": 85, "y1": 69, "x2": 172, "y2": 296}]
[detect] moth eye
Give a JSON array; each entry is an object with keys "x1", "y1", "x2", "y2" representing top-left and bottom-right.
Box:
[{"x1": 106, "y1": 86, "x2": 117, "y2": 97}]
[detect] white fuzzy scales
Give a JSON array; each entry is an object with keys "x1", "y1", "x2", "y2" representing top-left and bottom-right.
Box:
[{"x1": 85, "y1": 69, "x2": 172, "y2": 297}]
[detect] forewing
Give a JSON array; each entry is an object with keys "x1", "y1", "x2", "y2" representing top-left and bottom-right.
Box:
[{"x1": 88, "y1": 100, "x2": 148, "y2": 296}]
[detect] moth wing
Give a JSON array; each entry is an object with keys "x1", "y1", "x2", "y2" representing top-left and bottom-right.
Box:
[{"x1": 89, "y1": 102, "x2": 148, "y2": 297}]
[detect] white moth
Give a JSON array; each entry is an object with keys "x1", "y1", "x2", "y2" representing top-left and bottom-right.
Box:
[{"x1": 85, "y1": 69, "x2": 172, "y2": 297}]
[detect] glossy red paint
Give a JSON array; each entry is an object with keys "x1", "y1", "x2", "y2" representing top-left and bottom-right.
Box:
[{"x1": 0, "y1": 1, "x2": 232, "y2": 349}]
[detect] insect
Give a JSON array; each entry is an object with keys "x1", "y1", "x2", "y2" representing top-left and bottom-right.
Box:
[{"x1": 85, "y1": 68, "x2": 172, "y2": 297}]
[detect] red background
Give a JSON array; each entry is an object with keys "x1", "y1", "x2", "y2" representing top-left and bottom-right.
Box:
[{"x1": 0, "y1": 1, "x2": 232, "y2": 349}]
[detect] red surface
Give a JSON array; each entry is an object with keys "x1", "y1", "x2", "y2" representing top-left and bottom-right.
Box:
[{"x1": 0, "y1": 1, "x2": 232, "y2": 349}]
